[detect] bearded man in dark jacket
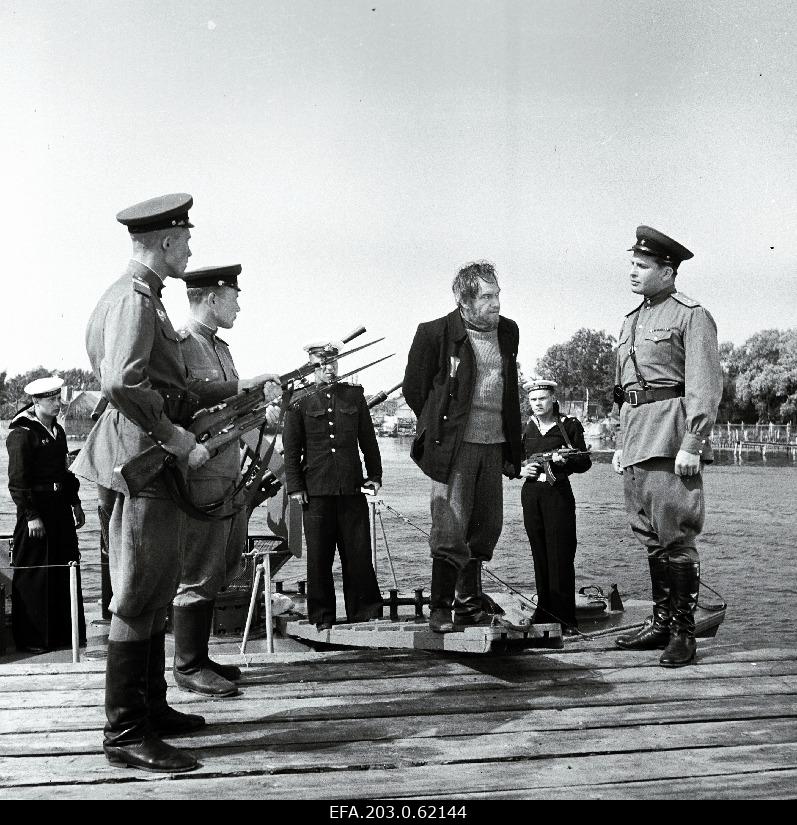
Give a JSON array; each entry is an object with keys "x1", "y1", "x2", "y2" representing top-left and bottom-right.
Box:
[{"x1": 402, "y1": 261, "x2": 522, "y2": 633}]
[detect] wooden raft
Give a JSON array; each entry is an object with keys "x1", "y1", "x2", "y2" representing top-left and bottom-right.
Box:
[
  {"x1": 1, "y1": 640, "x2": 796, "y2": 800},
  {"x1": 283, "y1": 617, "x2": 563, "y2": 653}
]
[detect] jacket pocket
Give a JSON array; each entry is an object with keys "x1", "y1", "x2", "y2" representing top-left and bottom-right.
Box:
[{"x1": 640, "y1": 329, "x2": 675, "y2": 366}]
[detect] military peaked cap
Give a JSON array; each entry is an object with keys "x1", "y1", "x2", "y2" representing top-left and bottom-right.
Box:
[
  {"x1": 183, "y1": 264, "x2": 242, "y2": 291},
  {"x1": 304, "y1": 339, "x2": 345, "y2": 356},
  {"x1": 116, "y1": 193, "x2": 194, "y2": 234},
  {"x1": 524, "y1": 378, "x2": 557, "y2": 392},
  {"x1": 629, "y1": 225, "x2": 693, "y2": 265},
  {"x1": 24, "y1": 375, "x2": 64, "y2": 398}
]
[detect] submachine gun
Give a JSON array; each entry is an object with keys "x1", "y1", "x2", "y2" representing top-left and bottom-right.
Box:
[
  {"x1": 118, "y1": 326, "x2": 393, "y2": 517},
  {"x1": 527, "y1": 447, "x2": 592, "y2": 486}
]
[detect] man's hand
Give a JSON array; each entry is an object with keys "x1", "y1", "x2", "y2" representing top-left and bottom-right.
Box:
[
  {"x1": 362, "y1": 479, "x2": 382, "y2": 496},
  {"x1": 27, "y1": 517, "x2": 45, "y2": 539},
  {"x1": 674, "y1": 449, "x2": 701, "y2": 477},
  {"x1": 72, "y1": 504, "x2": 86, "y2": 529},
  {"x1": 188, "y1": 443, "x2": 211, "y2": 470},
  {"x1": 239, "y1": 373, "x2": 282, "y2": 404},
  {"x1": 519, "y1": 461, "x2": 542, "y2": 480},
  {"x1": 265, "y1": 404, "x2": 281, "y2": 426},
  {"x1": 161, "y1": 425, "x2": 197, "y2": 459},
  {"x1": 612, "y1": 450, "x2": 624, "y2": 474},
  {"x1": 290, "y1": 491, "x2": 309, "y2": 505},
  {"x1": 502, "y1": 460, "x2": 518, "y2": 478}
]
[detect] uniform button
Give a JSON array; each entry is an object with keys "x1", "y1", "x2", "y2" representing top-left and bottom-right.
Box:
[
  {"x1": 330, "y1": 434, "x2": 335, "y2": 439},
  {"x1": 326, "y1": 393, "x2": 331, "y2": 398},
  {"x1": 331, "y1": 448, "x2": 336, "y2": 453},
  {"x1": 327, "y1": 408, "x2": 333, "y2": 412}
]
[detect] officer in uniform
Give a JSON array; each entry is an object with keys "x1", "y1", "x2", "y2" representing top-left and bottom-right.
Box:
[
  {"x1": 612, "y1": 226, "x2": 722, "y2": 667},
  {"x1": 6, "y1": 376, "x2": 86, "y2": 652},
  {"x1": 283, "y1": 340, "x2": 383, "y2": 630},
  {"x1": 174, "y1": 264, "x2": 280, "y2": 698},
  {"x1": 72, "y1": 194, "x2": 215, "y2": 773}
]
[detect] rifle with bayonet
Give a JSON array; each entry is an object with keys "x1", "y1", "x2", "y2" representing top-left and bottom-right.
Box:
[
  {"x1": 118, "y1": 327, "x2": 392, "y2": 500},
  {"x1": 526, "y1": 447, "x2": 592, "y2": 486},
  {"x1": 366, "y1": 382, "x2": 402, "y2": 409}
]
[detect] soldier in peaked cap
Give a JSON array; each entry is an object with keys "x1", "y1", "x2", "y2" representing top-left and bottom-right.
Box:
[
  {"x1": 612, "y1": 225, "x2": 722, "y2": 668},
  {"x1": 70, "y1": 193, "x2": 219, "y2": 773},
  {"x1": 172, "y1": 264, "x2": 280, "y2": 698},
  {"x1": 6, "y1": 376, "x2": 86, "y2": 652},
  {"x1": 519, "y1": 378, "x2": 591, "y2": 635},
  {"x1": 283, "y1": 339, "x2": 383, "y2": 630}
]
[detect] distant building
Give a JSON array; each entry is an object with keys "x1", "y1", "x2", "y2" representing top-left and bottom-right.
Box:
[{"x1": 61, "y1": 390, "x2": 102, "y2": 438}]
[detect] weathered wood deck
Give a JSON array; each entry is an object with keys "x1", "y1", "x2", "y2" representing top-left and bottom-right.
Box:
[{"x1": 1, "y1": 639, "x2": 796, "y2": 799}]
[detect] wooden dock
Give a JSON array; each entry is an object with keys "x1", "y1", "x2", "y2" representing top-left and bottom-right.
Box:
[{"x1": 1, "y1": 639, "x2": 796, "y2": 799}]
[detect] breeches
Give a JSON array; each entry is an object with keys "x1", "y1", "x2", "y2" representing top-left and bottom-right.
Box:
[
  {"x1": 623, "y1": 457, "x2": 703, "y2": 563},
  {"x1": 429, "y1": 442, "x2": 504, "y2": 570},
  {"x1": 173, "y1": 475, "x2": 246, "y2": 607},
  {"x1": 108, "y1": 490, "x2": 186, "y2": 618}
]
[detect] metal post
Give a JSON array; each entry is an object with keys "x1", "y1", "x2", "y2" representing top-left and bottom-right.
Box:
[
  {"x1": 370, "y1": 500, "x2": 377, "y2": 577},
  {"x1": 240, "y1": 563, "x2": 264, "y2": 655},
  {"x1": 69, "y1": 562, "x2": 80, "y2": 663},
  {"x1": 264, "y1": 552, "x2": 274, "y2": 654}
]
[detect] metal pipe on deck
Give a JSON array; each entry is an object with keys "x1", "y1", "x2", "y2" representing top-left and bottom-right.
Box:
[
  {"x1": 240, "y1": 563, "x2": 264, "y2": 656},
  {"x1": 69, "y1": 562, "x2": 80, "y2": 663}
]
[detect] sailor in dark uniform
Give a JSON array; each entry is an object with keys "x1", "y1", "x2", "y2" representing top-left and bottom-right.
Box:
[
  {"x1": 283, "y1": 340, "x2": 383, "y2": 630},
  {"x1": 519, "y1": 379, "x2": 591, "y2": 635},
  {"x1": 6, "y1": 376, "x2": 86, "y2": 652},
  {"x1": 612, "y1": 226, "x2": 722, "y2": 667}
]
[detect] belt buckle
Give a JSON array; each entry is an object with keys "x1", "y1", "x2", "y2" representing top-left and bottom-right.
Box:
[
  {"x1": 53, "y1": 482, "x2": 62, "y2": 492},
  {"x1": 627, "y1": 390, "x2": 639, "y2": 406}
]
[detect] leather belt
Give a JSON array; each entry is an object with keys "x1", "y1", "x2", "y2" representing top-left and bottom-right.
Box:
[
  {"x1": 31, "y1": 482, "x2": 63, "y2": 492},
  {"x1": 624, "y1": 386, "x2": 684, "y2": 407}
]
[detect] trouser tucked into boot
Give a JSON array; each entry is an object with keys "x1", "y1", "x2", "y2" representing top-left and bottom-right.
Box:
[
  {"x1": 429, "y1": 558, "x2": 458, "y2": 633},
  {"x1": 616, "y1": 556, "x2": 671, "y2": 650},
  {"x1": 103, "y1": 639, "x2": 198, "y2": 773},
  {"x1": 453, "y1": 559, "x2": 492, "y2": 626},
  {"x1": 147, "y1": 630, "x2": 206, "y2": 735},
  {"x1": 173, "y1": 603, "x2": 238, "y2": 697},
  {"x1": 660, "y1": 560, "x2": 700, "y2": 668}
]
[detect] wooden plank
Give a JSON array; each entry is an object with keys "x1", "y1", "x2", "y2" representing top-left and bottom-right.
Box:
[
  {"x1": 1, "y1": 674, "x2": 795, "y2": 730},
  {"x1": 2, "y1": 743, "x2": 796, "y2": 798},
  {"x1": 3, "y1": 712, "x2": 795, "y2": 762},
  {"x1": 2, "y1": 692, "x2": 795, "y2": 740},
  {"x1": 1, "y1": 660, "x2": 795, "y2": 709}
]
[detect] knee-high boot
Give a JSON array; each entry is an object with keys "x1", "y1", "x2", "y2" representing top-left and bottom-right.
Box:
[
  {"x1": 616, "y1": 557, "x2": 671, "y2": 650},
  {"x1": 429, "y1": 559, "x2": 458, "y2": 633},
  {"x1": 103, "y1": 639, "x2": 198, "y2": 772},
  {"x1": 660, "y1": 560, "x2": 699, "y2": 667},
  {"x1": 173, "y1": 603, "x2": 238, "y2": 697},
  {"x1": 147, "y1": 630, "x2": 206, "y2": 735},
  {"x1": 453, "y1": 559, "x2": 491, "y2": 626},
  {"x1": 204, "y1": 602, "x2": 241, "y2": 682}
]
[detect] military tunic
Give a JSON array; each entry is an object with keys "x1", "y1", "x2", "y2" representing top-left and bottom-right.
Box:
[
  {"x1": 283, "y1": 383, "x2": 383, "y2": 625},
  {"x1": 615, "y1": 287, "x2": 722, "y2": 559},
  {"x1": 71, "y1": 261, "x2": 194, "y2": 617},
  {"x1": 7, "y1": 412, "x2": 86, "y2": 650},
  {"x1": 174, "y1": 318, "x2": 246, "y2": 607}
]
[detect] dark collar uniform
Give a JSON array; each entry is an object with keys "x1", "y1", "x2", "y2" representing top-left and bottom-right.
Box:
[
  {"x1": 615, "y1": 287, "x2": 723, "y2": 468},
  {"x1": 6, "y1": 413, "x2": 85, "y2": 650},
  {"x1": 402, "y1": 308, "x2": 522, "y2": 483},
  {"x1": 283, "y1": 382, "x2": 382, "y2": 496}
]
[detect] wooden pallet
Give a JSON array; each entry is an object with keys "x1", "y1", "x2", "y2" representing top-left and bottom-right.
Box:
[{"x1": 283, "y1": 617, "x2": 563, "y2": 653}]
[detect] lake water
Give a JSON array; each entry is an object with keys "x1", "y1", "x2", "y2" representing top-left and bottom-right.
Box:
[{"x1": 2, "y1": 436, "x2": 796, "y2": 647}]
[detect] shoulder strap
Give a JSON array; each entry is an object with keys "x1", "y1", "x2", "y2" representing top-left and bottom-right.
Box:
[
  {"x1": 628, "y1": 307, "x2": 650, "y2": 389},
  {"x1": 555, "y1": 416, "x2": 575, "y2": 449}
]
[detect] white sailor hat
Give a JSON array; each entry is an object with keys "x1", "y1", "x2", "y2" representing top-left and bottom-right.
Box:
[
  {"x1": 304, "y1": 339, "x2": 345, "y2": 356},
  {"x1": 24, "y1": 375, "x2": 64, "y2": 398},
  {"x1": 524, "y1": 378, "x2": 557, "y2": 393}
]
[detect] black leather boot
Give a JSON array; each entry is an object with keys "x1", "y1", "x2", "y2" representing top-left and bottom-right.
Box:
[
  {"x1": 103, "y1": 639, "x2": 198, "y2": 773},
  {"x1": 173, "y1": 604, "x2": 239, "y2": 697},
  {"x1": 147, "y1": 630, "x2": 206, "y2": 735},
  {"x1": 453, "y1": 559, "x2": 492, "y2": 626},
  {"x1": 429, "y1": 559, "x2": 458, "y2": 633},
  {"x1": 204, "y1": 602, "x2": 242, "y2": 682},
  {"x1": 660, "y1": 561, "x2": 699, "y2": 668},
  {"x1": 616, "y1": 557, "x2": 671, "y2": 650}
]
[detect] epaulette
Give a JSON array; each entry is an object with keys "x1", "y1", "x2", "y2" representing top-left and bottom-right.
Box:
[
  {"x1": 132, "y1": 277, "x2": 153, "y2": 298},
  {"x1": 671, "y1": 292, "x2": 701, "y2": 308},
  {"x1": 625, "y1": 300, "x2": 645, "y2": 317},
  {"x1": 176, "y1": 327, "x2": 191, "y2": 342}
]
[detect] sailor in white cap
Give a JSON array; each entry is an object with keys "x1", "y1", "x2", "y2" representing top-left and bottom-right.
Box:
[
  {"x1": 6, "y1": 375, "x2": 86, "y2": 652},
  {"x1": 519, "y1": 377, "x2": 591, "y2": 635}
]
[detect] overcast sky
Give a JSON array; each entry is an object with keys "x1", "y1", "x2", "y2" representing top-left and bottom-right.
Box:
[{"x1": 2, "y1": 0, "x2": 795, "y2": 392}]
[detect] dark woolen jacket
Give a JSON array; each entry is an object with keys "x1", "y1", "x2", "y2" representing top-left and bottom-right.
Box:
[{"x1": 402, "y1": 308, "x2": 522, "y2": 483}]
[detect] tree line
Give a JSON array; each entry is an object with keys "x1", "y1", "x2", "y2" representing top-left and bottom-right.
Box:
[
  {"x1": 529, "y1": 327, "x2": 797, "y2": 425},
  {"x1": 0, "y1": 367, "x2": 99, "y2": 419}
]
